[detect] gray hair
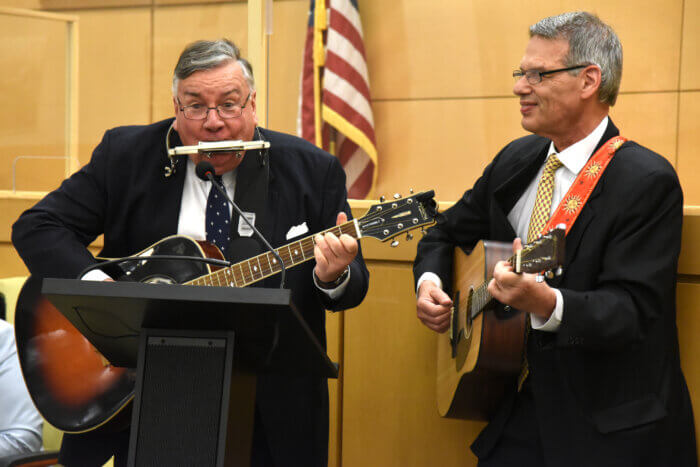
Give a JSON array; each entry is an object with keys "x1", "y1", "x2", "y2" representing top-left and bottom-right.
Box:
[
  {"x1": 172, "y1": 39, "x2": 255, "y2": 96},
  {"x1": 530, "y1": 12, "x2": 622, "y2": 106}
]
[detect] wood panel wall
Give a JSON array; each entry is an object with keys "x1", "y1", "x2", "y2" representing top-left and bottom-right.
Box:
[{"x1": 0, "y1": 1, "x2": 698, "y2": 465}]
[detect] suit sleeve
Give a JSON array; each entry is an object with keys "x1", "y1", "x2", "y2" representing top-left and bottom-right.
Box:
[
  {"x1": 412, "y1": 151, "x2": 502, "y2": 293},
  {"x1": 316, "y1": 156, "x2": 369, "y2": 311},
  {"x1": 556, "y1": 158, "x2": 683, "y2": 350},
  {"x1": 12, "y1": 131, "x2": 111, "y2": 279}
]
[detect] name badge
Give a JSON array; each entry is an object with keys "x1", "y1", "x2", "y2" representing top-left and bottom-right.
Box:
[{"x1": 237, "y1": 212, "x2": 256, "y2": 237}]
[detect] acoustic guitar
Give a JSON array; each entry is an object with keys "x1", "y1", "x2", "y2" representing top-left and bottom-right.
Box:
[
  {"x1": 15, "y1": 190, "x2": 438, "y2": 434},
  {"x1": 436, "y1": 228, "x2": 565, "y2": 420}
]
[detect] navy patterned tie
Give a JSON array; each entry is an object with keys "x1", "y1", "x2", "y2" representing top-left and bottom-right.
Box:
[{"x1": 206, "y1": 176, "x2": 231, "y2": 256}]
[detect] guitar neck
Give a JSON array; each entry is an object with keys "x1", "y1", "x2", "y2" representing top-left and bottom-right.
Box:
[
  {"x1": 185, "y1": 220, "x2": 359, "y2": 288},
  {"x1": 468, "y1": 250, "x2": 518, "y2": 319},
  {"x1": 469, "y1": 282, "x2": 493, "y2": 319}
]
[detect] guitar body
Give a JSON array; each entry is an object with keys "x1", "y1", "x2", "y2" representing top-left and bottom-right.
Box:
[
  {"x1": 14, "y1": 236, "x2": 222, "y2": 433},
  {"x1": 436, "y1": 241, "x2": 526, "y2": 420}
]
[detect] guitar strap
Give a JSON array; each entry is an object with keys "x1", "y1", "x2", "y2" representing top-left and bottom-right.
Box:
[{"x1": 540, "y1": 136, "x2": 627, "y2": 237}]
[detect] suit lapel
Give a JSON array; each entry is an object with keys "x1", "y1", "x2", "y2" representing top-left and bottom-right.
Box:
[
  {"x1": 158, "y1": 127, "x2": 187, "y2": 239},
  {"x1": 492, "y1": 140, "x2": 550, "y2": 239}
]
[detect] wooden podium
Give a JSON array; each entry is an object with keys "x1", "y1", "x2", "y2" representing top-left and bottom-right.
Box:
[{"x1": 42, "y1": 278, "x2": 337, "y2": 467}]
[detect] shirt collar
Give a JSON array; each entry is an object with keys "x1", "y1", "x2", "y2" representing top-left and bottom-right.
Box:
[{"x1": 547, "y1": 116, "x2": 609, "y2": 175}]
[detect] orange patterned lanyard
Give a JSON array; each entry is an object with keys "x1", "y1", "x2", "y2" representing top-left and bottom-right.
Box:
[{"x1": 541, "y1": 136, "x2": 627, "y2": 237}]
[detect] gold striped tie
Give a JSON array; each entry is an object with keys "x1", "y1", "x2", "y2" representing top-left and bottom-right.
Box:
[{"x1": 519, "y1": 153, "x2": 563, "y2": 390}]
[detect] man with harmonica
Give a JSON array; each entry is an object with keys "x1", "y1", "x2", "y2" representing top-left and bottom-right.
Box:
[{"x1": 13, "y1": 39, "x2": 369, "y2": 466}]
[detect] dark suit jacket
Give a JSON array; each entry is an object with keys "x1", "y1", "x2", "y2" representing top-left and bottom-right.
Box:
[
  {"x1": 12, "y1": 118, "x2": 369, "y2": 466},
  {"x1": 413, "y1": 120, "x2": 696, "y2": 467}
]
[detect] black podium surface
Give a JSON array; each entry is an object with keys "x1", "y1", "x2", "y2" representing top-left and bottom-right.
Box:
[{"x1": 42, "y1": 278, "x2": 338, "y2": 378}]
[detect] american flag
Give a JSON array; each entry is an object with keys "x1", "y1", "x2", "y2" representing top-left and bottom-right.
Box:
[{"x1": 298, "y1": 0, "x2": 377, "y2": 199}]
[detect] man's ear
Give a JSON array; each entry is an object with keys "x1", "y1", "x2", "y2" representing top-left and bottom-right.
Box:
[
  {"x1": 580, "y1": 65, "x2": 602, "y2": 100},
  {"x1": 172, "y1": 96, "x2": 179, "y2": 131},
  {"x1": 250, "y1": 90, "x2": 258, "y2": 126}
]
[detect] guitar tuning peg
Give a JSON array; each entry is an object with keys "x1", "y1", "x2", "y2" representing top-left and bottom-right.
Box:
[
  {"x1": 545, "y1": 270, "x2": 554, "y2": 279},
  {"x1": 379, "y1": 195, "x2": 386, "y2": 202},
  {"x1": 406, "y1": 232, "x2": 413, "y2": 241},
  {"x1": 390, "y1": 239, "x2": 400, "y2": 247},
  {"x1": 393, "y1": 193, "x2": 401, "y2": 199},
  {"x1": 409, "y1": 188, "x2": 414, "y2": 194},
  {"x1": 555, "y1": 266, "x2": 563, "y2": 276}
]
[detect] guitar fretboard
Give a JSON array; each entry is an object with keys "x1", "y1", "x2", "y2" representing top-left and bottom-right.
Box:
[
  {"x1": 185, "y1": 221, "x2": 358, "y2": 288},
  {"x1": 469, "y1": 282, "x2": 492, "y2": 319},
  {"x1": 468, "y1": 252, "x2": 517, "y2": 319}
]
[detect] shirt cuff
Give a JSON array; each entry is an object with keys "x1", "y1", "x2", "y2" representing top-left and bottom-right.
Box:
[
  {"x1": 530, "y1": 288, "x2": 563, "y2": 332},
  {"x1": 313, "y1": 267, "x2": 351, "y2": 300},
  {"x1": 81, "y1": 269, "x2": 112, "y2": 281},
  {"x1": 416, "y1": 272, "x2": 443, "y2": 293}
]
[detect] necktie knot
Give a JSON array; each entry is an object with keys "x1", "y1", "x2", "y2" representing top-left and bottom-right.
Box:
[{"x1": 544, "y1": 153, "x2": 563, "y2": 173}]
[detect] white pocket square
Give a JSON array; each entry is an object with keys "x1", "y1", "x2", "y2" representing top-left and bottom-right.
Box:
[{"x1": 286, "y1": 222, "x2": 309, "y2": 240}]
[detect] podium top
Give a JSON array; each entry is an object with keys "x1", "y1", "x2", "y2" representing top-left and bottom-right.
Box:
[{"x1": 42, "y1": 278, "x2": 338, "y2": 378}]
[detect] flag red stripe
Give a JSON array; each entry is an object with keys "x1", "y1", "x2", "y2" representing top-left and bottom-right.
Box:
[
  {"x1": 323, "y1": 90, "x2": 376, "y2": 145},
  {"x1": 300, "y1": 25, "x2": 316, "y2": 143},
  {"x1": 325, "y1": 50, "x2": 371, "y2": 103},
  {"x1": 337, "y1": 137, "x2": 358, "y2": 166},
  {"x1": 328, "y1": 6, "x2": 367, "y2": 58}
]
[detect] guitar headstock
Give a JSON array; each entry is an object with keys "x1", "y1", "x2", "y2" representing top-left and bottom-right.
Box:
[
  {"x1": 514, "y1": 227, "x2": 566, "y2": 274},
  {"x1": 358, "y1": 190, "x2": 438, "y2": 243}
]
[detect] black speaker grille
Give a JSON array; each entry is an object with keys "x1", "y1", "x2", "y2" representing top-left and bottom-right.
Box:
[{"x1": 134, "y1": 337, "x2": 227, "y2": 466}]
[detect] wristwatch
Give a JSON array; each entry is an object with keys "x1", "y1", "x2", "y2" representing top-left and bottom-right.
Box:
[{"x1": 315, "y1": 266, "x2": 350, "y2": 289}]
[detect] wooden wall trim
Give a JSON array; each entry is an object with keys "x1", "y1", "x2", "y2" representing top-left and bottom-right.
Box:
[
  {"x1": 0, "y1": 5, "x2": 77, "y2": 20},
  {"x1": 38, "y1": 0, "x2": 247, "y2": 10}
]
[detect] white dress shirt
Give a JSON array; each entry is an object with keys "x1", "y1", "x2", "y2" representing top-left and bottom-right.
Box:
[
  {"x1": 0, "y1": 320, "x2": 43, "y2": 456},
  {"x1": 418, "y1": 116, "x2": 609, "y2": 332}
]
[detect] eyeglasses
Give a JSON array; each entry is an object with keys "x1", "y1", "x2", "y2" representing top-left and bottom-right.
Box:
[
  {"x1": 177, "y1": 92, "x2": 251, "y2": 120},
  {"x1": 512, "y1": 65, "x2": 587, "y2": 85}
]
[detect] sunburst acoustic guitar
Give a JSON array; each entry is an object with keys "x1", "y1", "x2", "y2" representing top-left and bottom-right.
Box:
[{"x1": 15, "y1": 190, "x2": 438, "y2": 434}]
